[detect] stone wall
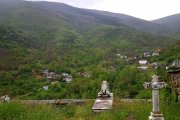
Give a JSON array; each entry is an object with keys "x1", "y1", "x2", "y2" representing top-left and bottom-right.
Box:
[{"x1": 168, "y1": 70, "x2": 180, "y2": 96}]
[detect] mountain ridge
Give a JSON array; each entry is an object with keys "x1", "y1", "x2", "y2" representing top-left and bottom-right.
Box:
[
  {"x1": 32, "y1": 1, "x2": 171, "y2": 35},
  {"x1": 0, "y1": 0, "x2": 179, "y2": 56},
  {"x1": 152, "y1": 13, "x2": 180, "y2": 35}
]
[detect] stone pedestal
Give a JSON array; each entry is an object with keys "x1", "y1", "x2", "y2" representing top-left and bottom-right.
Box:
[
  {"x1": 149, "y1": 112, "x2": 164, "y2": 120},
  {"x1": 92, "y1": 94, "x2": 113, "y2": 112}
]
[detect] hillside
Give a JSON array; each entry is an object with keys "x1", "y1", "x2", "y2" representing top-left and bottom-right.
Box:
[
  {"x1": 0, "y1": 23, "x2": 151, "y2": 99},
  {"x1": 152, "y1": 13, "x2": 180, "y2": 36},
  {"x1": 0, "y1": 23, "x2": 35, "y2": 70},
  {"x1": 0, "y1": 0, "x2": 178, "y2": 52},
  {"x1": 157, "y1": 41, "x2": 180, "y2": 63},
  {"x1": 33, "y1": 1, "x2": 170, "y2": 35},
  {"x1": 87, "y1": 10, "x2": 169, "y2": 35},
  {"x1": 0, "y1": 0, "x2": 179, "y2": 99}
]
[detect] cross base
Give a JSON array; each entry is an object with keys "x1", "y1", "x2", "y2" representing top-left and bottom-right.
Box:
[{"x1": 149, "y1": 112, "x2": 164, "y2": 120}]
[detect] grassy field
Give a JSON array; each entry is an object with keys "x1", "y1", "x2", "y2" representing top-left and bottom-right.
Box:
[{"x1": 0, "y1": 100, "x2": 180, "y2": 120}]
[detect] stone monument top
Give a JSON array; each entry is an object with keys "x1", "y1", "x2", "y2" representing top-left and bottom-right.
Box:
[{"x1": 98, "y1": 81, "x2": 111, "y2": 98}]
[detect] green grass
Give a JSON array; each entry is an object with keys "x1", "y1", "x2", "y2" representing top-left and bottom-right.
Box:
[{"x1": 0, "y1": 100, "x2": 180, "y2": 120}]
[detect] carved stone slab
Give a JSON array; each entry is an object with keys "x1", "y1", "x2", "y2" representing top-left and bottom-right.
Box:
[{"x1": 92, "y1": 93, "x2": 113, "y2": 112}]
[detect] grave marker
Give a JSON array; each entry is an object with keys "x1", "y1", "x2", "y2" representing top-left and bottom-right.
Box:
[
  {"x1": 0, "y1": 95, "x2": 10, "y2": 103},
  {"x1": 143, "y1": 75, "x2": 166, "y2": 120},
  {"x1": 92, "y1": 81, "x2": 113, "y2": 112}
]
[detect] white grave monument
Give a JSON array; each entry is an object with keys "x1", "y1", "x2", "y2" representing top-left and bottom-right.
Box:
[
  {"x1": 143, "y1": 75, "x2": 167, "y2": 120},
  {"x1": 0, "y1": 95, "x2": 10, "y2": 103},
  {"x1": 92, "y1": 81, "x2": 113, "y2": 112}
]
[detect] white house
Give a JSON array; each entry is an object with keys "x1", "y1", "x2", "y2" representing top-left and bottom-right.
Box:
[
  {"x1": 139, "y1": 60, "x2": 148, "y2": 65},
  {"x1": 172, "y1": 60, "x2": 180, "y2": 67},
  {"x1": 143, "y1": 52, "x2": 151, "y2": 58},
  {"x1": 138, "y1": 66, "x2": 149, "y2": 70},
  {"x1": 138, "y1": 60, "x2": 149, "y2": 70},
  {"x1": 43, "y1": 86, "x2": 49, "y2": 91},
  {"x1": 152, "y1": 52, "x2": 160, "y2": 56},
  {"x1": 42, "y1": 70, "x2": 61, "y2": 80},
  {"x1": 116, "y1": 54, "x2": 121, "y2": 57}
]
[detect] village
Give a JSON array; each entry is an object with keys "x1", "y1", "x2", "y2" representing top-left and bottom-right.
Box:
[
  {"x1": 0, "y1": 48, "x2": 180, "y2": 120},
  {"x1": 117, "y1": 49, "x2": 180, "y2": 70}
]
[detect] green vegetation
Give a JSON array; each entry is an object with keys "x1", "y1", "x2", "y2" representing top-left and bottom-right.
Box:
[
  {"x1": 158, "y1": 42, "x2": 180, "y2": 63},
  {"x1": 0, "y1": 22, "x2": 179, "y2": 100},
  {"x1": 0, "y1": 1, "x2": 180, "y2": 119},
  {"x1": 0, "y1": 101, "x2": 180, "y2": 120}
]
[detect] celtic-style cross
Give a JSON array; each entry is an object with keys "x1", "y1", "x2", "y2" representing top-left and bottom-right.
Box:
[{"x1": 143, "y1": 75, "x2": 167, "y2": 120}]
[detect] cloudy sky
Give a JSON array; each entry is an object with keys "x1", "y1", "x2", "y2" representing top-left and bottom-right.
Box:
[{"x1": 28, "y1": 0, "x2": 180, "y2": 20}]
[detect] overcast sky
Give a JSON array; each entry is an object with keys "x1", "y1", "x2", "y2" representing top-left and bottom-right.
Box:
[{"x1": 28, "y1": 0, "x2": 180, "y2": 20}]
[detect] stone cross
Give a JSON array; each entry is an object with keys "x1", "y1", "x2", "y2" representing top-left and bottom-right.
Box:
[{"x1": 143, "y1": 75, "x2": 167, "y2": 120}]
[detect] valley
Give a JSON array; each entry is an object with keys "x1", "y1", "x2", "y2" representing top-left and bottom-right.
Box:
[{"x1": 0, "y1": 0, "x2": 180, "y2": 120}]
